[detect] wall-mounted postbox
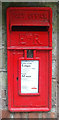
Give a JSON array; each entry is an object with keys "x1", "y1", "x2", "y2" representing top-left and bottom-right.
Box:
[{"x1": 7, "y1": 7, "x2": 52, "y2": 112}]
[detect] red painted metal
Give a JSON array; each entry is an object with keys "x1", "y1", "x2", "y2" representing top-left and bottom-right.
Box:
[{"x1": 7, "y1": 7, "x2": 52, "y2": 112}]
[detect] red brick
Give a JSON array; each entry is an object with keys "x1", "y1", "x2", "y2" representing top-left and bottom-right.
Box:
[
  {"x1": 42, "y1": 112, "x2": 47, "y2": 118},
  {"x1": 21, "y1": 112, "x2": 28, "y2": 118},
  {"x1": 0, "y1": 110, "x2": 2, "y2": 119},
  {"x1": 28, "y1": 112, "x2": 39, "y2": 118},
  {"x1": 2, "y1": 110, "x2": 10, "y2": 118},
  {"x1": 14, "y1": 113, "x2": 21, "y2": 118},
  {"x1": 51, "y1": 112, "x2": 55, "y2": 118}
]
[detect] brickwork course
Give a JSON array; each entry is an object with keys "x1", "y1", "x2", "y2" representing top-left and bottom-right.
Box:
[{"x1": 0, "y1": 1, "x2": 58, "y2": 119}]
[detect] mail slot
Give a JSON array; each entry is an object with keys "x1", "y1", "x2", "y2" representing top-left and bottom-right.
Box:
[{"x1": 7, "y1": 7, "x2": 52, "y2": 112}]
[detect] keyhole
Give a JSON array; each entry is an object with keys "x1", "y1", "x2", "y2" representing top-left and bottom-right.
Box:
[
  {"x1": 17, "y1": 77, "x2": 18, "y2": 81},
  {"x1": 27, "y1": 50, "x2": 33, "y2": 58}
]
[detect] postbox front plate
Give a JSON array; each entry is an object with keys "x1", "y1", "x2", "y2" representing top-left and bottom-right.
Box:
[{"x1": 7, "y1": 7, "x2": 52, "y2": 112}]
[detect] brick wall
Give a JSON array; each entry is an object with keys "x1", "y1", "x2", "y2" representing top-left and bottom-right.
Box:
[{"x1": 0, "y1": 2, "x2": 57, "y2": 119}]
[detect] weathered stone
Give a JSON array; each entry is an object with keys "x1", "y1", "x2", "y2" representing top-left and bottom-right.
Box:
[
  {"x1": 52, "y1": 33, "x2": 57, "y2": 57},
  {"x1": 2, "y1": 89, "x2": 6, "y2": 98},
  {"x1": 52, "y1": 60, "x2": 56, "y2": 78},
  {"x1": 2, "y1": 72, "x2": 7, "y2": 89},
  {"x1": 52, "y1": 80, "x2": 57, "y2": 106},
  {"x1": 0, "y1": 49, "x2": 2, "y2": 69},
  {"x1": 2, "y1": 48, "x2": 7, "y2": 70},
  {"x1": 0, "y1": 2, "x2": 2, "y2": 50},
  {"x1": 0, "y1": 32, "x2": 2, "y2": 45},
  {"x1": 2, "y1": 99, "x2": 7, "y2": 110},
  {"x1": 0, "y1": 98, "x2": 2, "y2": 109},
  {"x1": 2, "y1": 29, "x2": 7, "y2": 46},
  {"x1": 0, "y1": 72, "x2": 2, "y2": 87}
]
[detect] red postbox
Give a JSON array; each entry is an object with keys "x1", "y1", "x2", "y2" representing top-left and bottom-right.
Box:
[{"x1": 7, "y1": 7, "x2": 52, "y2": 112}]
